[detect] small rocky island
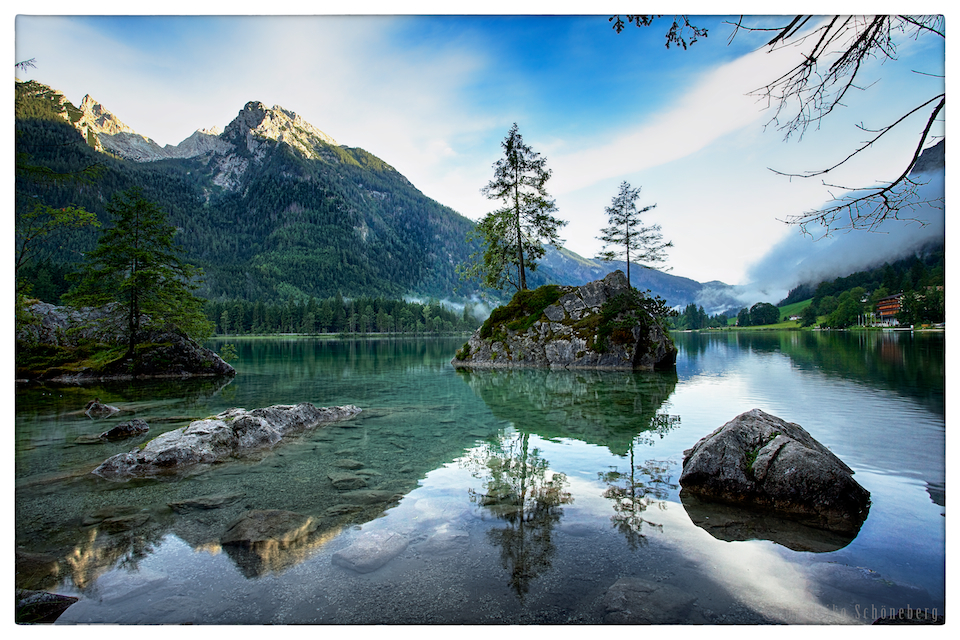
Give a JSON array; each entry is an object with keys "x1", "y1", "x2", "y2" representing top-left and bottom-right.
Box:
[
  {"x1": 15, "y1": 302, "x2": 234, "y2": 382},
  {"x1": 452, "y1": 271, "x2": 677, "y2": 370}
]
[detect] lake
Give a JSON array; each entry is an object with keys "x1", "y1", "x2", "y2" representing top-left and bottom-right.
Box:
[{"x1": 15, "y1": 331, "x2": 945, "y2": 624}]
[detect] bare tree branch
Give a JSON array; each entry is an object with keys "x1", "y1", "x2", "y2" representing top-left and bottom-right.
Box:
[{"x1": 614, "y1": 14, "x2": 944, "y2": 234}]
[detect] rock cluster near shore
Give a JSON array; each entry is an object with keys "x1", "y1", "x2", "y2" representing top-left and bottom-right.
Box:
[
  {"x1": 679, "y1": 409, "x2": 871, "y2": 534},
  {"x1": 93, "y1": 403, "x2": 362, "y2": 479},
  {"x1": 16, "y1": 301, "x2": 234, "y2": 382},
  {"x1": 452, "y1": 271, "x2": 677, "y2": 370}
]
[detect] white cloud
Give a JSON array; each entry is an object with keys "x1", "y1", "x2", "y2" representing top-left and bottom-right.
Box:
[{"x1": 14, "y1": 13, "x2": 944, "y2": 287}]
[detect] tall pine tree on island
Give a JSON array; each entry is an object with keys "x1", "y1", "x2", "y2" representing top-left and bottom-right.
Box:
[
  {"x1": 463, "y1": 123, "x2": 566, "y2": 292},
  {"x1": 596, "y1": 181, "x2": 672, "y2": 289},
  {"x1": 65, "y1": 188, "x2": 212, "y2": 361}
]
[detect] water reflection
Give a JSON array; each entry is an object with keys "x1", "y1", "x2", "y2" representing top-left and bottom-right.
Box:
[
  {"x1": 599, "y1": 455, "x2": 677, "y2": 550},
  {"x1": 464, "y1": 432, "x2": 573, "y2": 600},
  {"x1": 457, "y1": 367, "x2": 681, "y2": 596},
  {"x1": 63, "y1": 509, "x2": 168, "y2": 590},
  {"x1": 456, "y1": 368, "x2": 679, "y2": 456},
  {"x1": 15, "y1": 335, "x2": 945, "y2": 622},
  {"x1": 220, "y1": 524, "x2": 345, "y2": 578},
  {"x1": 676, "y1": 331, "x2": 944, "y2": 415},
  {"x1": 679, "y1": 492, "x2": 859, "y2": 553}
]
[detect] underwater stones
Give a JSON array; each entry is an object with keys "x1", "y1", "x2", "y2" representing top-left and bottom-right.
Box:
[
  {"x1": 420, "y1": 524, "x2": 469, "y2": 556},
  {"x1": 333, "y1": 458, "x2": 364, "y2": 469},
  {"x1": 325, "y1": 504, "x2": 365, "y2": 517},
  {"x1": 221, "y1": 509, "x2": 317, "y2": 547},
  {"x1": 97, "y1": 512, "x2": 152, "y2": 533},
  {"x1": 85, "y1": 399, "x2": 119, "y2": 419},
  {"x1": 338, "y1": 489, "x2": 403, "y2": 504},
  {"x1": 168, "y1": 493, "x2": 242, "y2": 512},
  {"x1": 332, "y1": 530, "x2": 409, "y2": 574},
  {"x1": 92, "y1": 403, "x2": 361, "y2": 480},
  {"x1": 602, "y1": 577, "x2": 698, "y2": 624},
  {"x1": 679, "y1": 409, "x2": 871, "y2": 535},
  {"x1": 328, "y1": 472, "x2": 368, "y2": 490},
  {"x1": 15, "y1": 549, "x2": 61, "y2": 591},
  {"x1": 99, "y1": 418, "x2": 149, "y2": 440}
]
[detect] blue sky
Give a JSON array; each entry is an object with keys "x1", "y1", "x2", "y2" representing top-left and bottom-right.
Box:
[{"x1": 13, "y1": 5, "x2": 947, "y2": 291}]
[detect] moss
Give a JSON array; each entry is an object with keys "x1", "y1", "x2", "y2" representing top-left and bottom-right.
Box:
[
  {"x1": 593, "y1": 290, "x2": 674, "y2": 354},
  {"x1": 479, "y1": 284, "x2": 565, "y2": 339},
  {"x1": 15, "y1": 341, "x2": 128, "y2": 378},
  {"x1": 455, "y1": 342, "x2": 471, "y2": 361},
  {"x1": 745, "y1": 432, "x2": 781, "y2": 476}
]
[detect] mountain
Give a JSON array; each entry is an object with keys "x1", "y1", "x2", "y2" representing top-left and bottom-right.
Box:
[
  {"x1": 16, "y1": 79, "x2": 741, "y2": 310},
  {"x1": 17, "y1": 80, "x2": 477, "y2": 302},
  {"x1": 532, "y1": 247, "x2": 743, "y2": 314}
]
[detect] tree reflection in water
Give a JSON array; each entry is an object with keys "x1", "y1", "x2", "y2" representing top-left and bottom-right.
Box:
[
  {"x1": 598, "y1": 413, "x2": 680, "y2": 550},
  {"x1": 464, "y1": 432, "x2": 572, "y2": 601}
]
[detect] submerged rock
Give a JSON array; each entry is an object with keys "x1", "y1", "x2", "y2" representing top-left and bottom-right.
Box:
[
  {"x1": 85, "y1": 399, "x2": 119, "y2": 419},
  {"x1": 16, "y1": 589, "x2": 79, "y2": 624},
  {"x1": 679, "y1": 409, "x2": 870, "y2": 534},
  {"x1": 221, "y1": 510, "x2": 317, "y2": 547},
  {"x1": 328, "y1": 472, "x2": 369, "y2": 490},
  {"x1": 92, "y1": 402, "x2": 361, "y2": 479},
  {"x1": 602, "y1": 577, "x2": 698, "y2": 624},
  {"x1": 332, "y1": 530, "x2": 409, "y2": 574},
  {"x1": 15, "y1": 549, "x2": 61, "y2": 591},
  {"x1": 452, "y1": 270, "x2": 676, "y2": 370},
  {"x1": 99, "y1": 418, "x2": 149, "y2": 440},
  {"x1": 168, "y1": 493, "x2": 242, "y2": 512}
]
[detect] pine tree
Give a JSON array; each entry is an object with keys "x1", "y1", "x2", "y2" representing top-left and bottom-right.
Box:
[
  {"x1": 596, "y1": 181, "x2": 672, "y2": 288},
  {"x1": 465, "y1": 123, "x2": 566, "y2": 291},
  {"x1": 65, "y1": 188, "x2": 212, "y2": 359}
]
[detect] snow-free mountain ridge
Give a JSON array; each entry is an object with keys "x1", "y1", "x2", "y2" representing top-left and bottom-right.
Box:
[{"x1": 23, "y1": 79, "x2": 939, "y2": 313}]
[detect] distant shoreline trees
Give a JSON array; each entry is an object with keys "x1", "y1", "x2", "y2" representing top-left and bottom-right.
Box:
[{"x1": 204, "y1": 296, "x2": 481, "y2": 336}]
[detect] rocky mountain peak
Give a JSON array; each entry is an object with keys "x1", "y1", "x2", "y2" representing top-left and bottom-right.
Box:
[
  {"x1": 224, "y1": 100, "x2": 338, "y2": 154},
  {"x1": 78, "y1": 95, "x2": 134, "y2": 136}
]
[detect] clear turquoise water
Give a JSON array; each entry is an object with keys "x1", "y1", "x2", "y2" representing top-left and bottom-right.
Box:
[{"x1": 15, "y1": 332, "x2": 945, "y2": 624}]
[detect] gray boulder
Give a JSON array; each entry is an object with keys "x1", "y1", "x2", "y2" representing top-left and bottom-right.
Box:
[
  {"x1": 679, "y1": 409, "x2": 870, "y2": 534},
  {"x1": 452, "y1": 270, "x2": 676, "y2": 370},
  {"x1": 92, "y1": 402, "x2": 361, "y2": 479}
]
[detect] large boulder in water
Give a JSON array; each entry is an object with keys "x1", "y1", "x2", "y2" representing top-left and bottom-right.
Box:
[
  {"x1": 92, "y1": 402, "x2": 361, "y2": 480},
  {"x1": 452, "y1": 271, "x2": 676, "y2": 370},
  {"x1": 678, "y1": 409, "x2": 870, "y2": 534}
]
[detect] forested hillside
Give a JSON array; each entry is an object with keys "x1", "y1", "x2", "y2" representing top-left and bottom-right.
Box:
[
  {"x1": 779, "y1": 244, "x2": 945, "y2": 328},
  {"x1": 16, "y1": 82, "x2": 476, "y2": 304},
  {"x1": 778, "y1": 245, "x2": 944, "y2": 307}
]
